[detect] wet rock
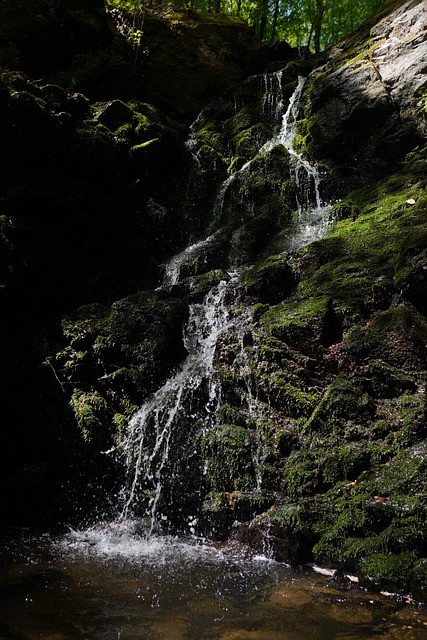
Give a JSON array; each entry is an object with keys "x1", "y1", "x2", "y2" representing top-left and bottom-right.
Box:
[{"x1": 234, "y1": 517, "x2": 309, "y2": 564}]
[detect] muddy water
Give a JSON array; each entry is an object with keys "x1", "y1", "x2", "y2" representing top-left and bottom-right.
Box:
[{"x1": 1, "y1": 522, "x2": 427, "y2": 640}]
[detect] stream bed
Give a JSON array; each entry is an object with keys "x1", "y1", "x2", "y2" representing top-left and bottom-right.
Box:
[{"x1": 1, "y1": 521, "x2": 427, "y2": 640}]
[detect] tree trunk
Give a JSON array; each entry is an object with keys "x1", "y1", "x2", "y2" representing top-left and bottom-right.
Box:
[
  {"x1": 313, "y1": 0, "x2": 325, "y2": 55},
  {"x1": 270, "y1": 0, "x2": 280, "y2": 42},
  {"x1": 257, "y1": 0, "x2": 269, "y2": 40}
]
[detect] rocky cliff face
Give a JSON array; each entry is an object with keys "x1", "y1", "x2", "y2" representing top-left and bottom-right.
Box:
[
  {"x1": 1, "y1": 0, "x2": 427, "y2": 596},
  {"x1": 298, "y1": 0, "x2": 427, "y2": 196}
]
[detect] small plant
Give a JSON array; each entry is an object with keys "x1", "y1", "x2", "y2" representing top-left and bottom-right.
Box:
[{"x1": 417, "y1": 87, "x2": 427, "y2": 116}]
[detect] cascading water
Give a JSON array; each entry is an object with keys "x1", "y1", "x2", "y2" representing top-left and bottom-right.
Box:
[
  {"x1": 108, "y1": 72, "x2": 333, "y2": 538},
  {"x1": 261, "y1": 69, "x2": 284, "y2": 121},
  {"x1": 116, "y1": 278, "x2": 232, "y2": 532},
  {"x1": 260, "y1": 75, "x2": 332, "y2": 250}
]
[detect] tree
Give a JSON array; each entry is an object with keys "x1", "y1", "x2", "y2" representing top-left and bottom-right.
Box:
[
  {"x1": 104, "y1": 0, "x2": 383, "y2": 54},
  {"x1": 313, "y1": 0, "x2": 325, "y2": 54}
]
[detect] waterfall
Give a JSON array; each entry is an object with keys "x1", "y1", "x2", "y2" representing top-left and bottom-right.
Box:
[
  {"x1": 261, "y1": 70, "x2": 284, "y2": 121},
  {"x1": 278, "y1": 78, "x2": 324, "y2": 214},
  {"x1": 275, "y1": 76, "x2": 332, "y2": 249},
  {"x1": 161, "y1": 229, "x2": 223, "y2": 290},
  {"x1": 262, "y1": 75, "x2": 328, "y2": 217},
  {"x1": 111, "y1": 72, "x2": 332, "y2": 535},
  {"x1": 207, "y1": 75, "x2": 331, "y2": 249},
  {"x1": 116, "y1": 278, "x2": 233, "y2": 531}
]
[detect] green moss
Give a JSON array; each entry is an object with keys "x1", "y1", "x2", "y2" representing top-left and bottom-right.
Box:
[
  {"x1": 228, "y1": 155, "x2": 247, "y2": 173},
  {"x1": 70, "y1": 389, "x2": 109, "y2": 443},
  {"x1": 196, "y1": 122, "x2": 227, "y2": 155},
  {"x1": 359, "y1": 552, "x2": 416, "y2": 585},
  {"x1": 329, "y1": 200, "x2": 360, "y2": 222},
  {"x1": 130, "y1": 138, "x2": 160, "y2": 152},
  {"x1": 304, "y1": 375, "x2": 375, "y2": 436},
  {"x1": 252, "y1": 303, "x2": 269, "y2": 323},
  {"x1": 202, "y1": 424, "x2": 255, "y2": 492},
  {"x1": 225, "y1": 106, "x2": 254, "y2": 137},
  {"x1": 370, "y1": 440, "x2": 427, "y2": 497},
  {"x1": 189, "y1": 269, "x2": 230, "y2": 298},
  {"x1": 345, "y1": 305, "x2": 427, "y2": 366},
  {"x1": 233, "y1": 123, "x2": 269, "y2": 158},
  {"x1": 282, "y1": 450, "x2": 320, "y2": 499},
  {"x1": 243, "y1": 255, "x2": 294, "y2": 303},
  {"x1": 320, "y1": 442, "x2": 372, "y2": 486},
  {"x1": 293, "y1": 117, "x2": 311, "y2": 155},
  {"x1": 268, "y1": 373, "x2": 320, "y2": 418},
  {"x1": 10, "y1": 89, "x2": 51, "y2": 116},
  {"x1": 296, "y1": 159, "x2": 427, "y2": 311},
  {"x1": 218, "y1": 404, "x2": 248, "y2": 427},
  {"x1": 260, "y1": 295, "x2": 330, "y2": 343},
  {"x1": 379, "y1": 392, "x2": 426, "y2": 451},
  {"x1": 309, "y1": 442, "x2": 427, "y2": 565},
  {"x1": 202, "y1": 491, "x2": 228, "y2": 513}
]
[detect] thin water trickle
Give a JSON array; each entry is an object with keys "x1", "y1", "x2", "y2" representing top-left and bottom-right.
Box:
[
  {"x1": 161, "y1": 229, "x2": 223, "y2": 290},
  {"x1": 261, "y1": 69, "x2": 284, "y2": 120}
]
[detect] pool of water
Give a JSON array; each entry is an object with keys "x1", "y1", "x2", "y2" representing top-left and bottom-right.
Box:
[{"x1": 1, "y1": 520, "x2": 427, "y2": 640}]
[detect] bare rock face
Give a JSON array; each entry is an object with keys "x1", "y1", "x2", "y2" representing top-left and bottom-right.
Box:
[
  {"x1": 302, "y1": 0, "x2": 427, "y2": 196},
  {"x1": 370, "y1": 0, "x2": 427, "y2": 123}
]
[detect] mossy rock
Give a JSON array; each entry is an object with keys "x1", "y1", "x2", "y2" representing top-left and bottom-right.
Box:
[
  {"x1": 93, "y1": 99, "x2": 134, "y2": 132},
  {"x1": 202, "y1": 424, "x2": 255, "y2": 492},
  {"x1": 282, "y1": 450, "x2": 321, "y2": 499},
  {"x1": 359, "y1": 552, "x2": 418, "y2": 587},
  {"x1": 296, "y1": 156, "x2": 427, "y2": 313},
  {"x1": 190, "y1": 269, "x2": 231, "y2": 300},
  {"x1": 303, "y1": 374, "x2": 376, "y2": 436},
  {"x1": 70, "y1": 388, "x2": 109, "y2": 444},
  {"x1": 260, "y1": 295, "x2": 332, "y2": 350},
  {"x1": 267, "y1": 373, "x2": 320, "y2": 418},
  {"x1": 51, "y1": 290, "x2": 189, "y2": 437},
  {"x1": 233, "y1": 122, "x2": 271, "y2": 159},
  {"x1": 344, "y1": 304, "x2": 427, "y2": 370},
  {"x1": 244, "y1": 255, "x2": 295, "y2": 304}
]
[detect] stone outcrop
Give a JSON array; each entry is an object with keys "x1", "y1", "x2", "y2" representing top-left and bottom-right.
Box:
[{"x1": 299, "y1": 0, "x2": 427, "y2": 196}]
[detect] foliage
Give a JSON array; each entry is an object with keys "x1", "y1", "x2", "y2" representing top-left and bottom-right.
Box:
[{"x1": 103, "y1": 0, "x2": 383, "y2": 53}]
